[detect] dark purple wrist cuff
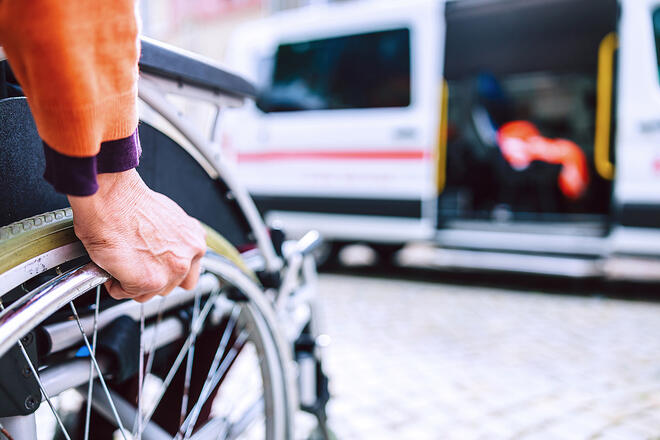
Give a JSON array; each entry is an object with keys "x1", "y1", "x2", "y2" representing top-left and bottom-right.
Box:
[{"x1": 43, "y1": 128, "x2": 141, "y2": 196}]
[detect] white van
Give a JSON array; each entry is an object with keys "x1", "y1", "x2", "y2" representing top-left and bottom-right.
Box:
[{"x1": 223, "y1": 0, "x2": 660, "y2": 280}]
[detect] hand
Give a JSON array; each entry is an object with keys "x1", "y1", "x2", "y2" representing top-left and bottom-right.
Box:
[{"x1": 68, "y1": 169, "x2": 207, "y2": 302}]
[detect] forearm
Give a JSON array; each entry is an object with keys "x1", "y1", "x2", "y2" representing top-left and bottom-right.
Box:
[
  {"x1": 0, "y1": 0, "x2": 140, "y2": 157},
  {"x1": 0, "y1": 0, "x2": 140, "y2": 196}
]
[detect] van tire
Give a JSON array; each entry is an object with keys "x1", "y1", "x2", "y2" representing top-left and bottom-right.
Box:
[
  {"x1": 371, "y1": 244, "x2": 404, "y2": 267},
  {"x1": 314, "y1": 241, "x2": 343, "y2": 271}
]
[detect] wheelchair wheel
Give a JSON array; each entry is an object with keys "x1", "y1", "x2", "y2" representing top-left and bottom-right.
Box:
[{"x1": 0, "y1": 209, "x2": 293, "y2": 440}]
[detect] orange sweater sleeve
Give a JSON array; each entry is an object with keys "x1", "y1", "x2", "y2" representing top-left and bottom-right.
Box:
[{"x1": 0, "y1": 0, "x2": 139, "y2": 157}]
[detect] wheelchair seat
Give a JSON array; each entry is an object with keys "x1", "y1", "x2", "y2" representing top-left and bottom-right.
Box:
[
  {"x1": 139, "y1": 37, "x2": 256, "y2": 99},
  {"x1": 0, "y1": 98, "x2": 69, "y2": 226}
]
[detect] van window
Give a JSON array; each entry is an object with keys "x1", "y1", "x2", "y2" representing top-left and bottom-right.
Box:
[
  {"x1": 654, "y1": 8, "x2": 660, "y2": 81},
  {"x1": 258, "y1": 28, "x2": 411, "y2": 112}
]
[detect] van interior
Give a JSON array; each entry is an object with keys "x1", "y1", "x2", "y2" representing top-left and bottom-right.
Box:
[{"x1": 441, "y1": 0, "x2": 619, "y2": 231}]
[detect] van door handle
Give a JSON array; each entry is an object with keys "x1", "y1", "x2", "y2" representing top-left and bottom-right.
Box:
[
  {"x1": 394, "y1": 127, "x2": 417, "y2": 140},
  {"x1": 594, "y1": 32, "x2": 616, "y2": 180}
]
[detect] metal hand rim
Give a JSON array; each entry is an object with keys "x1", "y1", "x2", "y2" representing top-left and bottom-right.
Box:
[{"x1": 0, "y1": 209, "x2": 255, "y2": 296}]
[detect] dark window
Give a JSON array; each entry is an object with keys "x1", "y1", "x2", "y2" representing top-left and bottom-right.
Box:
[
  {"x1": 653, "y1": 8, "x2": 660, "y2": 81},
  {"x1": 258, "y1": 28, "x2": 411, "y2": 112}
]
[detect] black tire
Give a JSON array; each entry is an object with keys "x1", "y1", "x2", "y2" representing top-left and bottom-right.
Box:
[
  {"x1": 370, "y1": 244, "x2": 404, "y2": 267},
  {"x1": 313, "y1": 241, "x2": 344, "y2": 271}
]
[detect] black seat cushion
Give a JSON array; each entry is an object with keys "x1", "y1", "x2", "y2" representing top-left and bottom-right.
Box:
[{"x1": 0, "y1": 97, "x2": 68, "y2": 226}]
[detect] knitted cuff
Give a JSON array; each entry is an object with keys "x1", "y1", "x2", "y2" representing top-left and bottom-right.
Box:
[{"x1": 43, "y1": 128, "x2": 141, "y2": 196}]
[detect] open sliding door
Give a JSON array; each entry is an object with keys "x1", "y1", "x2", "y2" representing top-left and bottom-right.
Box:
[{"x1": 435, "y1": 0, "x2": 618, "y2": 263}]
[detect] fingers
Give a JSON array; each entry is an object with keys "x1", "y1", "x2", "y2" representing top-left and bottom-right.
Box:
[
  {"x1": 154, "y1": 252, "x2": 202, "y2": 297},
  {"x1": 133, "y1": 291, "x2": 161, "y2": 303},
  {"x1": 107, "y1": 277, "x2": 178, "y2": 302},
  {"x1": 104, "y1": 280, "x2": 115, "y2": 298},
  {"x1": 105, "y1": 278, "x2": 132, "y2": 301},
  {"x1": 105, "y1": 269, "x2": 172, "y2": 300},
  {"x1": 178, "y1": 220, "x2": 206, "y2": 292},
  {"x1": 179, "y1": 255, "x2": 202, "y2": 290},
  {"x1": 106, "y1": 256, "x2": 203, "y2": 303}
]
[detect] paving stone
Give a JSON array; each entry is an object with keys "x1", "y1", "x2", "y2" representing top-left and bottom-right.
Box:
[{"x1": 315, "y1": 273, "x2": 660, "y2": 439}]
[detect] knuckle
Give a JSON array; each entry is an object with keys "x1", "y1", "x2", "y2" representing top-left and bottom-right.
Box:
[
  {"x1": 170, "y1": 256, "x2": 190, "y2": 277},
  {"x1": 190, "y1": 239, "x2": 206, "y2": 256},
  {"x1": 197, "y1": 235, "x2": 208, "y2": 253},
  {"x1": 108, "y1": 290, "x2": 127, "y2": 300},
  {"x1": 140, "y1": 272, "x2": 168, "y2": 293}
]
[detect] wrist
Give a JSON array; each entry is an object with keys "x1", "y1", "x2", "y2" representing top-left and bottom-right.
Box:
[{"x1": 68, "y1": 169, "x2": 144, "y2": 218}]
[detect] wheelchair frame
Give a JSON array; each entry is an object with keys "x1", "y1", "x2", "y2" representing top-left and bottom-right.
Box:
[{"x1": 0, "y1": 39, "x2": 328, "y2": 440}]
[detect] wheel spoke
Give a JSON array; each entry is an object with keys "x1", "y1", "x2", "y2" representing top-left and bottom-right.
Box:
[
  {"x1": 143, "y1": 297, "x2": 166, "y2": 387},
  {"x1": 135, "y1": 302, "x2": 146, "y2": 440},
  {"x1": 133, "y1": 296, "x2": 166, "y2": 436},
  {"x1": 179, "y1": 330, "x2": 249, "y2": 440},
  {"x1": 83, "y1": 286, "x2": 101, "y2": 440},
  {"x1": 0, "y1": 422, "x2": 15, "y2": 440},
  {"x1": 180, "y1": 289, "x2": 202, "y2": 426},
  {"x1": 69, "y1": 301, "x2": 129, "y2": 440},
  {"x1": 0, "y1": 301, "x2": 73, "y2": 440},
  {"x1": 139, "y1": 288, "x2": 221, "y2": 432},
  {"x1": 177, "y1": 305, "x2": 240, "y2": 438},
  {"x1": 187, "y1": 417, "x2": 229, "y2": 440},
  {"x1": 88, "y1": 385, "x2": 172, "y2": 440},
  {"x1": 20, "y1": 339, "x2": 73, "y2": 440},
  {"x1": 179, "y1": 306, "x2": 241, "y2": 438},
  {"x1": 226, "y1": 398, "x2": 265, "y2": 440}
]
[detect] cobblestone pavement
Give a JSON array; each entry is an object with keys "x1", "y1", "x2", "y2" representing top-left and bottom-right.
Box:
[{"x1": 317, "y1": 273, "x2": 660, "y2": 440}]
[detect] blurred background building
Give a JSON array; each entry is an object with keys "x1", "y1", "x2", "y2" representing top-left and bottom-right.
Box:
[{"x1": 141, "y1": 0, "x2": 348, "y2": 59}]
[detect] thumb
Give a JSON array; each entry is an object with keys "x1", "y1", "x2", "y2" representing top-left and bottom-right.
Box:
[{"x1": 105, "y1": 279, "x2": 133, "y2": 300}]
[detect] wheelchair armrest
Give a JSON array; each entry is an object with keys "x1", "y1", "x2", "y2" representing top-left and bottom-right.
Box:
[{"x1": 139, "y1": 37, "x2": 256, "y2": 99}]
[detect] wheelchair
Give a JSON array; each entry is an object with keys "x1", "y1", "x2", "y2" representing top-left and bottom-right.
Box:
[{"x1": 0, "y1": 38, "x2": 330, "y2": 440}]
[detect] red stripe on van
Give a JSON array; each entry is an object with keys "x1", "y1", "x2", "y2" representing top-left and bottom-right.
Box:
[{"x1": 236, "y1": 150, "x2": 430, "y2": 162}]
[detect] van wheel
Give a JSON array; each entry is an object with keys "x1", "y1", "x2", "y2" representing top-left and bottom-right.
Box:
[
  {"x1": 313, "y1": 241, "x2": 343, "y2": 271},
  {"x1": 371, "y1": 244, "x2": 404, "y2": 267}
]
